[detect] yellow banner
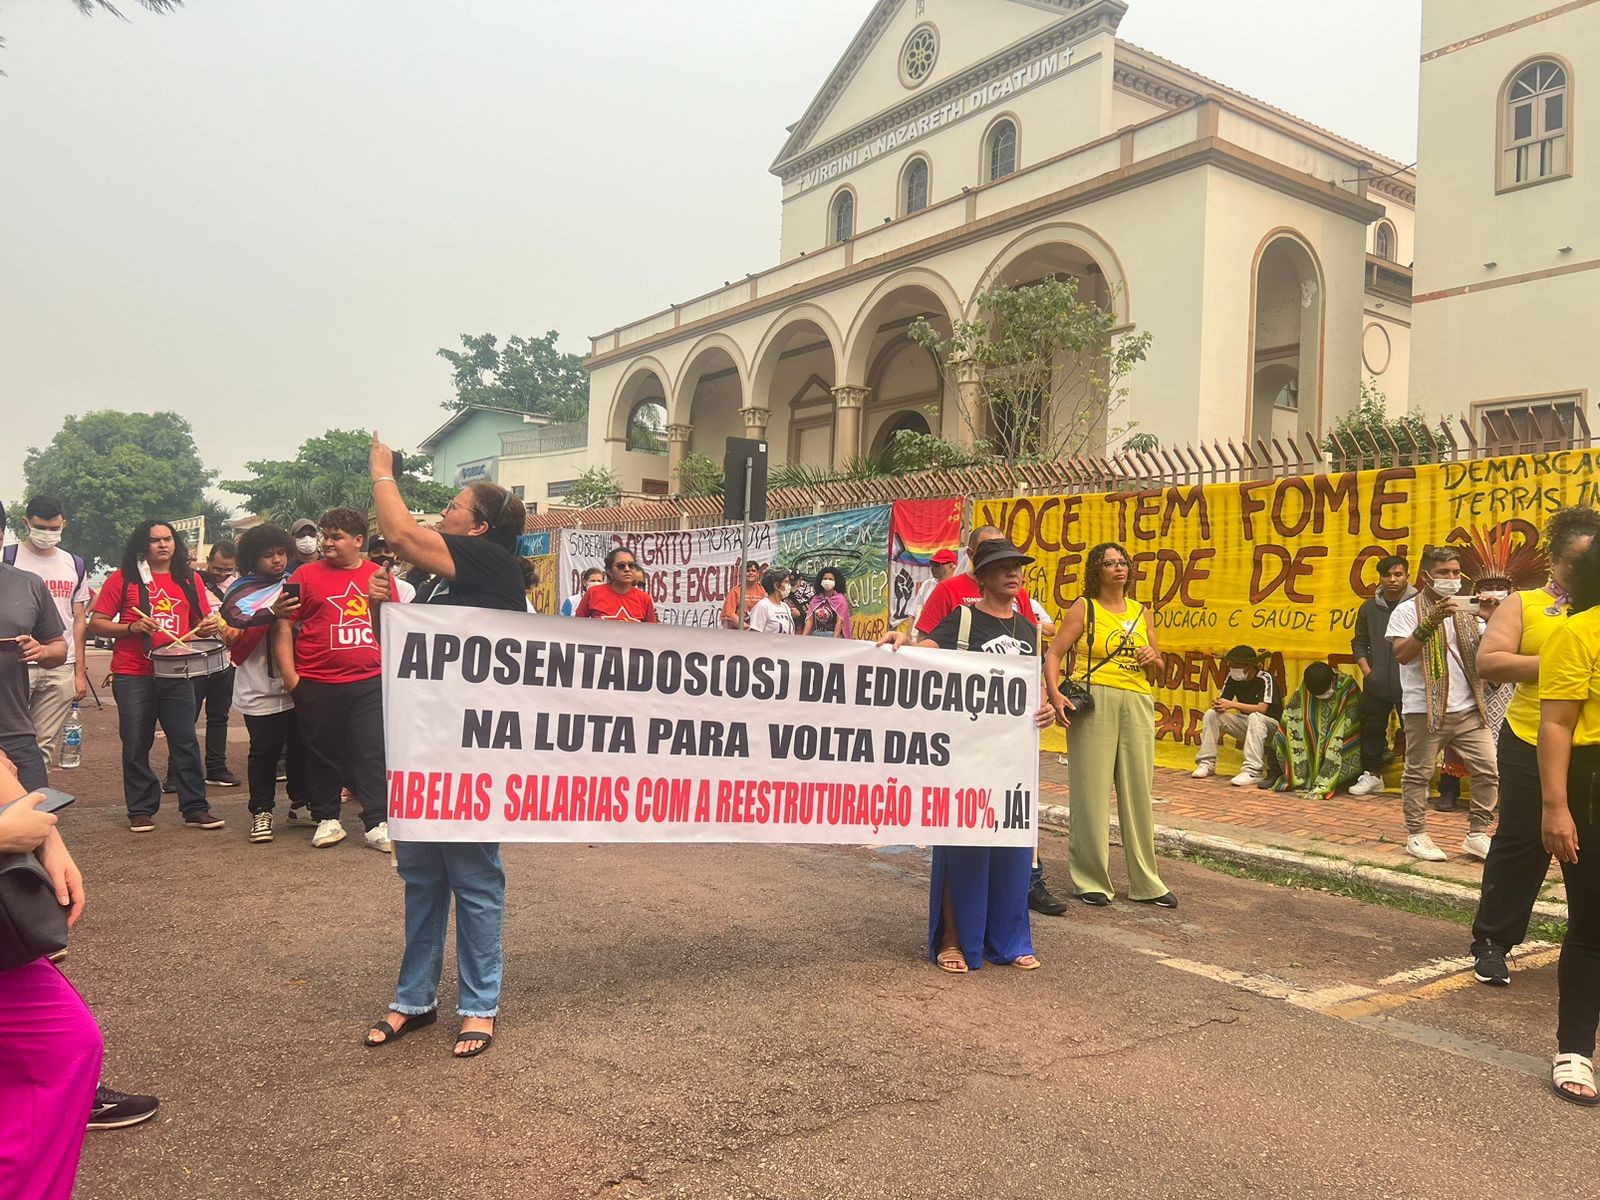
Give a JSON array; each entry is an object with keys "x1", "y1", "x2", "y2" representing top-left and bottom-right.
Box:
[
  {"x1": 978, "y1": 450, "x2": 1592, "y2": 766},
  {"x1": 527, "y1": 553, "x2": 560, "y2": 616}
]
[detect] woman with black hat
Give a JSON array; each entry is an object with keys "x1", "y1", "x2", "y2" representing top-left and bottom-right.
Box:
[
  {"x1": 1043, "y1": 541, "x2": 1177, "y2": 909},
  {"x1": 880, "y1": 537, "x2": 1054, "y2": 973}
]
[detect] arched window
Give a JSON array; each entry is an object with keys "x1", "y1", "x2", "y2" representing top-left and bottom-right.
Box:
[
  {"x1": 627, "y1": 399, "x2": 667, "y2": 455},
  {"x1": 830, "y1": 189, "x2": 855, "y2": 243},
  {"x1": 1503, "y1": 59, "x2": 1570, "y2": 187},
  {"x1": 986, "y1": 119, "x2": 1018, "y2": 182},
  {"x1": 902, "y1": 157, "x2": 930, "y2": 215},
  {"x1": 1374, "y1": 221, "x2": 1395, "y2": 261}
]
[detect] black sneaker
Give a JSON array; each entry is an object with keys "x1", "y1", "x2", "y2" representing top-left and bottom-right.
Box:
[
  {"x1": 87, "y1": 1083, "x2": 160, "y2": 1130},
  {"x1": 161, "y1": 780, "x2": 178, "y2": 795},
  {"x1": 1431, "y1": 795, "x2": 1461, "y2": 813},
  {"x1": 206, "y1": 769, "x2": 242, "y2": 788},
  {"x1": 1135, "y1": 892, "x2": 1181, "y2": 909},
  {"x1": 1078, "y1": 892, "x2": 1112, "y2": 907},
  {"x1": 1473, "y1": 945, "x2": 1510, "y2": 987},
  {"x1": 1028, "y1": 876, "x2": 1070, "y2": 916},
  {"x1": 183, "y1": 810, "x2": 226, "y2": 830}
]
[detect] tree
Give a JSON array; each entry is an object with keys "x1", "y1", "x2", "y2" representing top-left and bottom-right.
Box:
[
  {"x1": 23, "y1": 410, "x2": 214, "y2": 568},
  {"x1": 68, "y1": 1, "x2": 182, "y2": 15},
  {"x1": 674, "y1": 452, "x2": 724, "y2": 499},
  {"x1": 221, "y1": 429, "x2": 454, "y2": 527},
  {"x1": 437, "y1": 331, "x2": 589, "y2": 421},
  {"x1": 910, "y1": 276, "x2": 1151, "y2": 462},
  {"x1": 563, "y1": 467, "x2": 621, "y2": 509},
  {"x1": 1322, "y1": 379, "x2": 1443, "y2": 471}
]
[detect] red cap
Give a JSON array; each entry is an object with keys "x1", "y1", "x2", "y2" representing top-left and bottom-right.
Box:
[{"x1": 930, "y1": 549, "x2": 958, "y2": 565}]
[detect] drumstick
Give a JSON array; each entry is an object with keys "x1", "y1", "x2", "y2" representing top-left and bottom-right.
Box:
[{"x1": 131, "y1": 608, "x2": 209, "y2": 649}]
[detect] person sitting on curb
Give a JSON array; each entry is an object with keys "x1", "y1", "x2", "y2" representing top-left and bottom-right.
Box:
[
  {"x1": 1192, "y1": 645, "x2": 1281, "y2": 787},
  {"x1": 1261, "y1": 662, "x2": 1362, "y2": 800}
]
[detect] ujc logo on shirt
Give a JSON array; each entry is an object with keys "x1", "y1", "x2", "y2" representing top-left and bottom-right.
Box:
[
  {"x1": 327, "y1": 582, "x2": 375, "y2": 649},
  {"x1": 149, "y1": 591, "x2": 181, "y2": 636}
]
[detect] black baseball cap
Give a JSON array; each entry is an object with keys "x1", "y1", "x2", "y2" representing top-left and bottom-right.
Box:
[{"x1": 971, "y1": 538, "x2": 1034, "y2": 572}]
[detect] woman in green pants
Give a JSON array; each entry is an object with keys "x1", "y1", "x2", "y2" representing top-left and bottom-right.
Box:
[{"x1": 1043, "y1": 541, "x2": 1177, "y2": 909}]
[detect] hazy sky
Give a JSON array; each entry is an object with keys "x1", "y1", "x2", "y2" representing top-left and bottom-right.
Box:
[{"x1": 0, "y1": 0, "x2": 1421, "y2": 508}]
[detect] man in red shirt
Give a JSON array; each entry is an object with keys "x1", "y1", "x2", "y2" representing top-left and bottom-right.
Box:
[
  {"x1": 574, "y1": 547, "x2": 658, "y2": 623},
  {"x1": 915, "y1": 525, "x2": 1037, "y2": 637},
  {"x1": 88, "y1": 520, "x2": 224, "y2": 831},
  {"x1": 272, "y1": 507, "x2": 392, "y2": 852}
]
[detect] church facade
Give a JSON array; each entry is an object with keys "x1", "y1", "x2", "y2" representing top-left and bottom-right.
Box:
[{"x1": 576, "y1": 0, "x2": 1415, "y2": 501}]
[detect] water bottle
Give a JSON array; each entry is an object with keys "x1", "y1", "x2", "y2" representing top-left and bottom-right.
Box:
[{"x1": 60, "y1": 703, "x2": 83, "y2": 769}]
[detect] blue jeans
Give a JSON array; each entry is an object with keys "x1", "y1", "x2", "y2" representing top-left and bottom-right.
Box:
[
  {"x1": 111, "y1": 674, "x2": 206, "y2": 818},
  {"x1": 392, "y1": 841, "x2": 505, "y2": 1019}
]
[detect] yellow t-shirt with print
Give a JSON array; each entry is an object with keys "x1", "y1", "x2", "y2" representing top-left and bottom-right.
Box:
[
  {"x1": 1504, "y1": 588, "x2": 1568, "y2": 744},
  {"x1": 1074, "y1": 597, "x2": 1152, "y2": 696},
  {"x1": 1537, "y1": 607, "x2": 1600, "y2": 746}
]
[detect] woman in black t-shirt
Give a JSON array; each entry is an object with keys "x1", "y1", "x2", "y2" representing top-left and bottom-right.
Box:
[
  {"x1": 880, "y1": 538, "x2": 1053, "y2": 974},
  {"x1": 364, "y1": 433, "x2": 528, "y2": 1060}
]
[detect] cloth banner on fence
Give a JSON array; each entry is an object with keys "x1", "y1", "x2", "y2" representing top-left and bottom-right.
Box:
[
  {"x1": 381, "y1": 603, "x2": 1040, "y2": 846},
  {"x1": 977, "y1": 451, "x2": 1593, "y2": 768},
  {"x1": 517, "y1": 532, "x2": 552, "y2": 557},
  {"x1": 556, "y1": 504, "x2": 894, "y2": 637},
  {"x1": 888, "y1": 498, "x2": 963, "y2": 629},
  {"x1": 526, "y1": 553, "x2": 560, "y2": 615}
]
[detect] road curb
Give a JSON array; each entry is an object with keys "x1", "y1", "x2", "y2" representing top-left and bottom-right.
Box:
[{"x1": 1038, "y1": 803, "x2": 1568, "y2": 924}]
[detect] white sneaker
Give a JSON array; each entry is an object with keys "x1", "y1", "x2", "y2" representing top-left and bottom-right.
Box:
[
  {"x1": 1462, "y1": 832, "x2": 1492, "y2": 861},
  {"x1": 1347, "y1": 772, "x2": 1384, "y2": 797},
  {"x1": 1230, "y1": 772, "x2": 1262, "y2": 787},
  {"x1": 364, "y1": 822, "x2": 393, "y2": 854},
  {"x1": 1192, "y1": 763, "x2": 1215, "y2": 779},
  {"x1": 1406, "y1": 833, "x2": 1448, "y2": 862},
  {"x1": 311, "y1": 818, "x2": 347, "y2": 848}
]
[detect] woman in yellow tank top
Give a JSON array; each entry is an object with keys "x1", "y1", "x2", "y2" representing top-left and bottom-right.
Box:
[
  {"x1": 1042, "y1": 541, "x2": 1175, "y2": 909},
  {"x1": 1469, "y1": 505, "x2": 1600, "y2": 987}
]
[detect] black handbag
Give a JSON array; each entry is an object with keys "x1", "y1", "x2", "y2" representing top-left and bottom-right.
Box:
[{"x1": 0, "y1": 852, "x2": 69, "y2": 972}]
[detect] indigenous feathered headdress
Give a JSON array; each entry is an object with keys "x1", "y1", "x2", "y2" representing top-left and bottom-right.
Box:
[{"x1": 1446, "y1": 519, "x2": 1547, "y2": 590}]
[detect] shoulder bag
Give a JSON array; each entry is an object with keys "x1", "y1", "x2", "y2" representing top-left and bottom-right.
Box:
[
  {"x1": 0, "y1": 852, "x2": 69, "y2": 972},
  {"x1": 1061, "y1": 600, "x2": 1144, "y2": 717}
]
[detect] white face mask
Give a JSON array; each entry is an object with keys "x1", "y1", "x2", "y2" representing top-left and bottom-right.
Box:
[
  {"x1": 27, "y1": 528, "x2": 62, "y2": 550},
  {"x1": 1228, "y1": 667, "x2": 1249, "y2": 681},
  {"x1": 1430, "y1": 577, "x2": 1462, "y2": 597},
  {"x1": 1481, "y1": 590, "x2": 1509, "y2": 603},
  {"x1": 1315, "y1": 688, "x2": 1336, "y2": 702},
  {"x1": 295, "y1": 536, "x2": 318, "y2": 555},
  {"x1": 821, "y1": 579, "x2": 836, "y2": 592}
]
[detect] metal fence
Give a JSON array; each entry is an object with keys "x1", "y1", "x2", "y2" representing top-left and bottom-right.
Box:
[
  {"x1": 500, "y1": 423, "x2": 588, "y2": 457},
  {"x1": 522, "y1": 407, "x2": 1598, "y2": 535}
]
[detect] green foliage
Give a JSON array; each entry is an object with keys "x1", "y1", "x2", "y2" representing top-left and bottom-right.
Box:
[
  {"x1": 674, "y1": 452, "x2": 724, "y2": 499},
  {"x1": 1322, "y1": 379, "x2": 1443, "y2": 470},
  {"x1": 564, "y1": 467, "x2": 622, "y2": 509},
  {"x1": 221, "y1": 429, "x2": 453, "y2": 527},
  {"x1": 628, "y1": 400, "x2": 667, "y2": 455},
  {"x1": 197, "y1": 498, "x2": 236, "y2": 545},
  {"x1": 438, "y1": 331, "x2": 589, "y2": 421},
  {"x1": 1122, "y1": 431, "x2": 1160, "y2": 455},
  {"x1": 23, "y1": 410, "x2": 215, "y2": 568},
  {"x1": 882, "y1": 429, "x2": 979, "y2": 474},
  {"x1": 910, "y1": 276, "x2": 1151, "y2": 462}
]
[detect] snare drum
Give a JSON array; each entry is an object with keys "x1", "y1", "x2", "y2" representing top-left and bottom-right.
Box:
[{"x1": 150, "y1": 638, "x2": 230, "y2": 679}]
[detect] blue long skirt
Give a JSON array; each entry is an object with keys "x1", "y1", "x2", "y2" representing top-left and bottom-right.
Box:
[{"x1": 927, "y1": 845, "x2": 1034, "y2": 969}]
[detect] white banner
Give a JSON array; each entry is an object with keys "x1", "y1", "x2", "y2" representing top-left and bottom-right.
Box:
[
  {"x1": 381, "y1": 604, "x2": 1040, "y2": 846},
  {"x1": 558, "y1": 524, "x2": 776, "y2": 629}
]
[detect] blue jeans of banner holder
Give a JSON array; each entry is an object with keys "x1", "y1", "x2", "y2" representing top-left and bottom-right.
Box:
[{"x1": 392, "y1": 841, "x2": 506, "y2": 1019}]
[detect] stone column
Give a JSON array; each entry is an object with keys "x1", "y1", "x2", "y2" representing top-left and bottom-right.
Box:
[
  {"x1": 832, "y1": 386, "x2": 870, "y2": 467},
  {"x1": 740, "y1": 406, "x2": 771, "y2": 443},
  {"x1": 952, "y1": 355, "x2": 983, "y2": 451},
  {"x1": 666, "y1": 423, "x2": 693, "y2": 481}
]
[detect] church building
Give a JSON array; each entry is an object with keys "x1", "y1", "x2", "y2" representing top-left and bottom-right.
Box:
[{"x1": 576, "y1": 0, "x2": 1415, "y2": 500}]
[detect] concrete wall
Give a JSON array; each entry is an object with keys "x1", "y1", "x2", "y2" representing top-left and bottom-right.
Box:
[
  {"x1": 427, "y1": 410, "x2": 527, "y2": 486},
  {"x1": 1412, "y1": 0, "x2": 1599, "y2": 420}
]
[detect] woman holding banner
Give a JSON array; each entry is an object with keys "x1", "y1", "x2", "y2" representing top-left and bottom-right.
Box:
[
  {"x1": 882, "y1": 538, "x2": 1053, "y2": 973},
  {"x1": 1043, "y1": 542, "x2": 1177, "y2": 910},
  {"x1": 365, "y1": 433, "x2": 529, "y2": 1059}
]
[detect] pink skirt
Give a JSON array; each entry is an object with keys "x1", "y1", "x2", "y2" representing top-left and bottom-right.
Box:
[{"x1": 0, "y1": 958, "x2": 104, "y2": 1200}]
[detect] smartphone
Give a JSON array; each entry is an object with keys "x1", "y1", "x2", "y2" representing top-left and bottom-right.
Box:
[
  {"x1": 390, "y1": 449, "x2": 405, "y2": 477},
  {"x1": 0, "y1": 787, "x2": 75, "y2": 815},
  {"x1": 1448, "y1": 595, "x2": 1477, "y2": 611},
  {"x1": 281, "y1": 583, "x2": 301, "y2": 602},
  {"x1": 0, "y1": 638, "x2": 19, "y2": 655}
]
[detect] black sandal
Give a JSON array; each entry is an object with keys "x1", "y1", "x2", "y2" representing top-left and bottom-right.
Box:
[
  {"x1": 453, "y1": 1027, "x2": 494, "y2": 1059},
  {"x1": 364, "y1": 1009, "x2": 436, "y2": 1048}
]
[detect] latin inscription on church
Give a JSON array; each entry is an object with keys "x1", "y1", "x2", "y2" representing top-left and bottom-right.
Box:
[{"x1": 797, "y1": 47, "x2": 1071, "y2": 192}]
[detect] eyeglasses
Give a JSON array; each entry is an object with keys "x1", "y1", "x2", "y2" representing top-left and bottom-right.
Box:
[{"x1": 1101, "y1": 559, "x2": 1130, "y2": 570}]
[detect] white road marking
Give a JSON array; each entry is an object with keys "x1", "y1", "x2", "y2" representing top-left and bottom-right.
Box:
[{"x1": 1376, "y1": 941, "x2": 1556, "y2": 987}]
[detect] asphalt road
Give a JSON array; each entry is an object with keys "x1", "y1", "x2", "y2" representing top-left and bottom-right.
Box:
[{"x1": 44, "y1": 689, "x2": 1600, "y2": 1199}]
